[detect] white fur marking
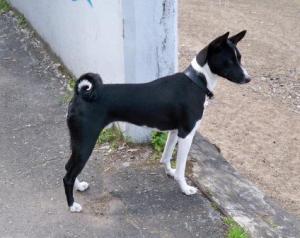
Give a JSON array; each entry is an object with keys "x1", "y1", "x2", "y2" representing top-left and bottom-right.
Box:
[
  {"x1": 234, "y1": 49, "x2": 238, "y2": 60},
  {"x1": 70, "y1": 202, "x2": 82, "y2": 212},
  {"x1": 191, "y1": 57, "x2": 204, "y2": 72},
  {"x1": 191, "y1": 58, "x2": 218, "y2": 92},
  {"x1": 174, "y1": 120, "x2": 201, "y2": 195},
  {"x1": 204, "y1": 99, "x2": 209, "y2": 107},
  {"x1": 74, "y1": 178, "x2": 89, "y2": 192},
  {"x1": 78, "y1": 79, "x2": 92, "y2": 92},
  {"x1": 242, "y1": 66, "x2": 250, "y2": 78}
]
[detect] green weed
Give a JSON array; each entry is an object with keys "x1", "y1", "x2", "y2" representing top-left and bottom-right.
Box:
[
  {"x1": 97, "y1": 125, "x2": 126, "y2": 150},
  {"x1": 151, "y1": 131, "x2": 167, "y2": 153},
  {"x1": 62, "y1": 78, "x2": 76, "y2": 103},
  {"x1": 224, "y1": 218, "x2": 249, "y2": 238},
  {"x1": 0, "y1": 0, "x2": 10, "y2": 14},
  {"x1": 150, "y1": 131, "x2": 177, "y2": 165},
  {"x1": 16, "y1": 14, "x2": 27, "y2": 27},
  {"x1": 211, "y1": 201, "x2": 219, "y2": 211},
  {"x1": 0, "y1": 1, "x2": 27, "y2": 28},
  {"x1": 170, "y1": 159, "x2": 176, "y2": 168},
  {"x1": 67, "y1": 78, "x2": 76, "y2": 90}
]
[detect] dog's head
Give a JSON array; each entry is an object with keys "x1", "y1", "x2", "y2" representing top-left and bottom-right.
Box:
[{"x1": 196, "y1": 31, "x2": 251, "y2": 84}]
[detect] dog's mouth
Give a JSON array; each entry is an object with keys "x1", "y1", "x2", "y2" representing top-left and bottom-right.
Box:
[
  {"x1": 226, "y1": 76, "x2": 251, "y2": 84},
  {"x1": 239, "y1": 77, "x2": 251, "y2": 84}
]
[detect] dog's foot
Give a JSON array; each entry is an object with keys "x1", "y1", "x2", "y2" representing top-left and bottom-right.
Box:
[
  {"x1": 180, "y1": 184, "x2": 198, "y2": 195},
  {"x1": 165, "y1": 167, "x2": 176, "y2": 177},
  {"x1": 175, "y1": 177, "x2": 198, "y2": 195},
  {"x1": 70, "y1": 202, "x2": 82, "y2": 212},
  {"x1": 161, "y1": 161, "x2": 176, "y2": 177},
  {"x1": 74, "y1": 179, "x2": 89, "y2": 192}
]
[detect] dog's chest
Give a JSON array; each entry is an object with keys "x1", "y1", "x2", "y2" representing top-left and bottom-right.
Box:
[{"x1": 204, "y1": 96, "x2": 213, "y2": 110}]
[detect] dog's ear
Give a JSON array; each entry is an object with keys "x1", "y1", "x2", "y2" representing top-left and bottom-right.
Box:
[
  {"x1": 196, "y1": 46, "x2": 208, "y2": 66},
  {"x1": 229, "y1": 30, "x2": 247, "y2": 45},
  {"x1": 198, "y1": 32, "x2": 229, "y2": 65},
  {"x1": 209, "y1": 32, "x2": 230, "y2": 49}
]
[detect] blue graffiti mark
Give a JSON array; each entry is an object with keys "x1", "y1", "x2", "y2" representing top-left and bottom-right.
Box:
[{"x1": 72, "y1": 0, "x2": 93, "y2": 7}]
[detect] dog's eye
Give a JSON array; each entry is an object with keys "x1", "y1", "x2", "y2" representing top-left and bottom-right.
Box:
[{"x1": 226, "y1": 60, "x2": 234, "y2": 66}]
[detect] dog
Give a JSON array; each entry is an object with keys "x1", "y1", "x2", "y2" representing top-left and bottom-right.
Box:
[{"x1": 64, "y1": 31, "x2": 251, "y2": 212}]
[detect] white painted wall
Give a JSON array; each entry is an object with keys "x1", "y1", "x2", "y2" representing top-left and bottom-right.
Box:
[
  {"x1": 8, "y1": 0, "x2": 178, "y2": 142},
  {"x1": 8, "y1": 0, "x2": 125, "y2": 83},
  {"x1": 121, "y1": 0, "x2": 178, "y2": 141}
]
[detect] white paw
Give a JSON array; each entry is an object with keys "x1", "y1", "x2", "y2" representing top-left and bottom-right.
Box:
[
  {"x1": 70, "y1": 202, "x2": 82, "y2": 213},
  {"x1": 75, "y1": 181, "x2": 89, "y2": 192},
  {"x1": 165, "y1": 167, "x2": 176, "y2": 177},
  {"x1": 180, "y1": 184, "x2": 198, "y2": 195}
]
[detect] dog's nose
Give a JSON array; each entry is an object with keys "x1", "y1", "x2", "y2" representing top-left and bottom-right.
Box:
[{"x1": 244, "y1": 77, "x2": 251, "y2": 83}]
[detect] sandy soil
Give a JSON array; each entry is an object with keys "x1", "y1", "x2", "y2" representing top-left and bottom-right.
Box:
[{"x1": 179, "y1": 0, "x2": 300, "y2": 216}]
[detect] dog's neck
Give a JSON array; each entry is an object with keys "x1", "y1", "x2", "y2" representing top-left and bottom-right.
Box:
[{"x1": 190, "y1": 58, "x2": 218, "y2": 93}]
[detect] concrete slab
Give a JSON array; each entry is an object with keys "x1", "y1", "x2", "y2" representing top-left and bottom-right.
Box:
[{"x1": 189, "y1": 133, "x2": 300, "y2": 238}]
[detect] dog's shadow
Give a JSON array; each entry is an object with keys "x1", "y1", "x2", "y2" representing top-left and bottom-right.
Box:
[{"x1": 86, "y1": 162, "x2": 220, "y2": 221}]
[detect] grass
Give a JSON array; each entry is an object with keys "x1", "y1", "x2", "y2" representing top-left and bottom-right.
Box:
[
  {"x1": 62, "y1": 78, "x2": 77, "y2": 103},
  {"x1": 16, "y1": 13, "x2": 27, "y2": 27},
  {"x1": 150, "y1": 131, "x2": 167, "y2": 161},
  {"x1": 0, "y1": 0, "x2": 27, "y2": 28},
  {"x1": 224, "y1": 218, "x2": 249, "y2": 238},
  {"x1": 98, "y1": 126, "x2": 123, "y2": 144},
  {"x1": 151, "y1": 131, "x2": 168, "y2": 153},
  {"x1": 211, "y1": 201, "x2": 219, "y2": 211},
  {"x1": 150, "y1": 131, "x2": 176, "y2": 168},
  {"x1": 67, "y1": 78, "x2": 76, "y2": 90},
  {"x1": 170, "y1": 159, "x2": 176, "y2": 168},
  {"x1": 0, "y1": 0, "x2": 10, "y2": 14},
  {"x1": 97, "y1": 125, "x2": 131, "y2": 150}
]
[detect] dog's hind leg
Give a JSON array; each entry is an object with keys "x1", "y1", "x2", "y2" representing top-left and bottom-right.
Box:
[
  {"x1": 174, "y1": 122, "x2": 200, "y2": 195},
  {"x1": 63, "y1": 123, "x2": 103, "y2": 212},
  {"x1": 160, "y1": 130, "x2": 178, "y2": 177}
]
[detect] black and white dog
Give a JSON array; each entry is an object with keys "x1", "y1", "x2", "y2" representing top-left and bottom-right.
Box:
[{"x1": 64, "y1": 31, "x2": 251, "y2": 212}]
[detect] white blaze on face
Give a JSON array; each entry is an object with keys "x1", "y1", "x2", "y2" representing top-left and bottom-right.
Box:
[
  {"x1": 235, "y1": 48, "x2": 250, "y2": 79},
  {"x1": 242, "y1": 67, "x2": 250, "y2": 78},
  {"x1": 234, "y1": 48, "x2": 239, "y2": 61}
]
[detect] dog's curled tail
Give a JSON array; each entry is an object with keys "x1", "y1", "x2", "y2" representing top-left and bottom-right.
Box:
[{"x1": 75, "y1": 73, "x2": 103, "y2": 101}]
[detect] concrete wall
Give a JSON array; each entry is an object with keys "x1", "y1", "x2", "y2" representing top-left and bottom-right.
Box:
[
  {"x1": 121, "y1": 0, "x2": 178, "y2": 141},
  {"x1": 8, "y1": 0, "x2": 125, "y2": 83},
  {"x1": 8, "y1": 0, "x2": 178, "y2": 142},
  {"x1": 122, "y1": 0, "x2": 178, "y2": 83}
]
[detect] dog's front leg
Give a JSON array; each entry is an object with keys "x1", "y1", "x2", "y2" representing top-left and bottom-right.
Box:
[
  {"x1": 174, "y1": 122, "x2": 199, "y2": 195},
  {"x1": 160, "y1": 130, "x2": 178, "y2": 177}
]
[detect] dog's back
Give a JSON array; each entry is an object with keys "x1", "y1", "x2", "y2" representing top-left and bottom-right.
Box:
[{"x1": 71, "y1": 73, "x2": 206, "y2": 132}]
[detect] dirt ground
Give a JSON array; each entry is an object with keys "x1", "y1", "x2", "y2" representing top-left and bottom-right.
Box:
[{"x1": 179, "y1": 0, "x2": 300, "y2": 216}]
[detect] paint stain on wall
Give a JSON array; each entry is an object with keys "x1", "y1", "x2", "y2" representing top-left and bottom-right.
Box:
[{"x1": 72, "y1": 0, "x2": 93, "y2": 7}]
